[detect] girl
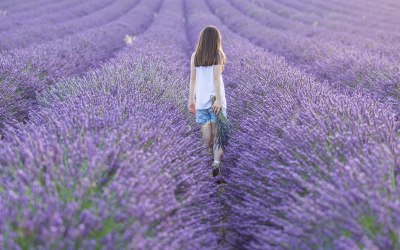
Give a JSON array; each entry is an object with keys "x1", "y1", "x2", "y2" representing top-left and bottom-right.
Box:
[{"x1": 187, "y1": 25, "x2": 227, "y2": 177}]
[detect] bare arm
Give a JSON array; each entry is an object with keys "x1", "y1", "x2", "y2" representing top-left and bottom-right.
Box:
[
  {"x1": 212, "y1": 63, "x2": 223, "y2": 114},
  {"x1": 188, "y1": 53, "x2": 196, "y2": 113}
]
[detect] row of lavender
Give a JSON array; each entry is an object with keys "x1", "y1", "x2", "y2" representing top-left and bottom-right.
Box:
[
  {"x1": 265, "y1": 0, "x2": 400, "y2": 64},
  {"x1": 0, "y1": 0, "x2": 52, "y2": 17},
  {"x1": 0, "y1": 0, "x2": 162, "y2": 134},
  {"x1": 257, "y1": 0, "x2": 400, "y2": 54},
  {"x1": 296, "y1": 0, "x2": 400, "y2": 26},
  {"x1": 238, "y1": 0, "x2": 400, "y2": 58},
  {"x1": 185, "y1": 0, "x2": 400, "y2": 249},
  {"x1": 0, "y1": 0, "x2": 138, "y2": 50},
  {"x1": 0, "y1": 0, "x2": 108, "y2": 33},
  {"x1": 1, "y1": 0, "x2": 223, "y2": 249},
  {"x1": 270, "y1": 0, "x2": 400, "y2": 30}
]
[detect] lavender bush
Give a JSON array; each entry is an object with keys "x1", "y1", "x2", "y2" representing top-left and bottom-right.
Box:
[{"x1": 1, "y1": 0, "x2": 399, "y2": 249}]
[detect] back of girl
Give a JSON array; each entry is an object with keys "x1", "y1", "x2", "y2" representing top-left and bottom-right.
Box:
[{"x1": 187, "y1": 25, "x2": 227, "y2": 177}]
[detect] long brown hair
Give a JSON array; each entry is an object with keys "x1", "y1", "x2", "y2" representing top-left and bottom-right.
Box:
[{"x1": 194, "y1": 26, "x2": 226, "y2": 67}]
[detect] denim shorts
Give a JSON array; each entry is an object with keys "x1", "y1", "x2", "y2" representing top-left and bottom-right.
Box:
[{"x1": 195, "y1": 107, "x2": 227, "y2": 125}]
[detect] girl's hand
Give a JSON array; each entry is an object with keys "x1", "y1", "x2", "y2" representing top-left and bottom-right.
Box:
[
  {"x1": 212, "y1": 99, "x2": 222, "y2": 115},
  {"x1": 188, "y1": 101, "x2": 196, "y2": 114}
]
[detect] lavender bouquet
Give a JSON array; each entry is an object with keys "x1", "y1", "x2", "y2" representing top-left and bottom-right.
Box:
[{"x1": 211, "y1": 95, "x2": 233, "y2": 150}]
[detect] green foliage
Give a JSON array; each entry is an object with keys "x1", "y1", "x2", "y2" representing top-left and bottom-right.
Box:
[
  {"x1": 359, "y1": 213, "x2": 380, "y2": 239},
  {"x1": 15, "y1": 231, "x2": 36, "y2": 250},
  {"x1": 341, "y1": 229, "x2": 352, "y2": 238},
  {"x1": 389, "y1": 230, "x2": 400, "y2": 250},
  {"x1": 55, "y1": 181, "x2": 74, "y2": 203},
  {"x1": 143, "y1": 138, "x2": 155, "y2": 151},
  {"x1": 90, "y1": 216, "x2": 120, "y2": 240},
  {"x1": 145, "y1": 220, "x2": 161, "y2": 238}
]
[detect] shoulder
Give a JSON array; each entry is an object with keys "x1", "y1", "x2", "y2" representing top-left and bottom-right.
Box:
[
  {"x1": 191, "y1": 52, "x2": 196, "y2": 66},
  {"x1": 216, "y1": 52, "x2": 225, "y2": 72},
  {"x1": 191, "y1": 52, "x2": 196, "y2": 64},
  {"x1": 217, "y1": 51, "x2": 226, "y2": 65}
]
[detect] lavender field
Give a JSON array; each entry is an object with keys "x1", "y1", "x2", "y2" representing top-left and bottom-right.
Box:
[{"x1": 1, "y1": 0, "x2": 400, "y2": 249}]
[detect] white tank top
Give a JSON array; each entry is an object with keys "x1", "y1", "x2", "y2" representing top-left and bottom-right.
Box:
[{"x1": 195, "y1": 65, "x2": 227, "y2": 110}]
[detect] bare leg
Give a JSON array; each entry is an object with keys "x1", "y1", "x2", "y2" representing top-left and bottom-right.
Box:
[
  {"x1": 201, "y1": 121, "x2": 213, "y2": 157},
  {"x1": 211, "y1": 123, "x2": 223, "y2": 162}
]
